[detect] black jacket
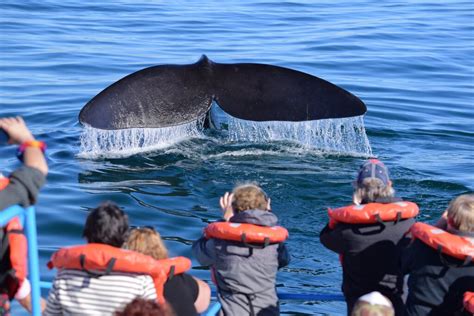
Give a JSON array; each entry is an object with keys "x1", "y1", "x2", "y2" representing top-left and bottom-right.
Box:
[
  {"x1": 401, "y1": 238, "x2": 474, "y2": 316},
  {"x1": 320, "y1": 209, "x2": 415, "y2": 315}
]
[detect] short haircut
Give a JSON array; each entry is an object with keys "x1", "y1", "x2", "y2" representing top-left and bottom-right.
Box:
[
  {"x1": 231, "y1": 183, "x2": 268, "y2": 213},
  {"x1": 115, "y1": 298, "x2": 175, "y2": 316},
  {"x1": 125, "y1": 228, "x2": 168, "y2": 260},
  {"x1": 82, "y1": 201, "x2": 129, "y2": 247},
  {"x1": 447, "y1": 194, "x2": 474, "y2": 233}
]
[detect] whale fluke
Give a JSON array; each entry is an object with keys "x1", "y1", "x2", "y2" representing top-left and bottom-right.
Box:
[{"x1": 79, "y1": 55, "x2": 366, "y2": 130}]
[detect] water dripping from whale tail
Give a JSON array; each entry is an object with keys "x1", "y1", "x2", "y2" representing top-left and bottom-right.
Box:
[
  {"x1": 78, "y1": 117, "x2": 205, "y2": 159},
  {"x1": 209, "y1": 102, "x2": 372, "y2": 156}
]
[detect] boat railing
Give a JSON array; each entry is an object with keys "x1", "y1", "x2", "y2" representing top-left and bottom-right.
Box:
[
  {"x1": 1, "y1": 205, "x2": 345, "y2": 316},
  {"x1": 0, "y1": 205, "x2": 41, "y2": 316}
]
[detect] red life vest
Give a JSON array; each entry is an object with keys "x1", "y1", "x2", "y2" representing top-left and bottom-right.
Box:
[
  {"x1": 410, "y1": 222, "x2": 474, "y2": 262},
  {"x1": 464, "y1": 292, "x2": 474, "y2": 314},
  {"x1": 47, "y1": 243, "x2": 191, "y2": 304},
  {"x1": 1, "y1": 177, "x2": 28, "y2": 299},
  {"x1": 204, "y1": 221, "x2": 288, "y2": 245},
  {"x1": 0, "y1": 177, "x2": 9, "y2": 190},
  {"x1": 328, "y1": 201, "x2": 419, "y2": 226}
]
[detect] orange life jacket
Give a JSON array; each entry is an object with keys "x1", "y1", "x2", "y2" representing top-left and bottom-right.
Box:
[
  {"x1": 47, "y1": 243, "x2": 191, "y2": 304},
  {"x1": 204, "y1": 221, "x2": 288, "y2": 245},
  {"x1": 464, "y1": 292, "x2": 474, "y2": 314},
  {"x1": 1, "y1": 177, "x2": 28, "y2": 298},
  {"x1": 328, "y1": 201, "x2": 419, "y2": 225},
  {"x1": 0, "y1": 177, "x2": 9, "y2": 190},
  {"x1": 410, "y1": 222, "x2": 474, "y2": 262}
]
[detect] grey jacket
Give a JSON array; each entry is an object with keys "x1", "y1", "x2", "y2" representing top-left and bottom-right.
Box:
[
  {"x1": 0, "y1": 166, "x2": 45, "y2": 211},
  {"x1": 192, "y1": 210, "x2": 290, "y2": 316}
]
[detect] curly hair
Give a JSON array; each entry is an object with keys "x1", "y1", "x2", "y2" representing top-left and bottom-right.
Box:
[
  {"x1": 124, "y1": 228, "x2": 168, "y2": 260},
  {"x1": 82, "y1": 201, "x2": 129, "y2": 247},
  {"x1": 231, "y1": 183, "x2": 269, "y2": 213}
]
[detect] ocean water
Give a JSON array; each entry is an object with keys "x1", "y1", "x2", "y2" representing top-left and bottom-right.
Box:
[{"x1": 1, "y1": 1, "x2": 473, "y2": 315}]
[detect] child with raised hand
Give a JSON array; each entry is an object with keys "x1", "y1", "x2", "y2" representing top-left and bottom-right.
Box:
[
  {"x1": 193, "y1": 183, "x2": 290, "y2": 316},
  {"x1": 402, "y1": 194, "x2": 474, "y2": 315},
  {"x1": 320, "y1": 159, "x2": 418, "y2": 315}
]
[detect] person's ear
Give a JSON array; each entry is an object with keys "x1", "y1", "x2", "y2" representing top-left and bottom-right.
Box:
[{"x1": 266, "y1": 198, "x2": 271, "y2": 211}]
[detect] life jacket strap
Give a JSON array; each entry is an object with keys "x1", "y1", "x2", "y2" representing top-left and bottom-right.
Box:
[
  {"x1": 79, "y1": 254, "x2": 117, "y2": 277},
  {"x1": 241, "y1": 234, "x2": 271, "y2": 249},
  {"x1": 168, "y1": 265, "x2": 175, "y2": 280},
  {"x1": 437, "y1": 245, "x2": 472, "y2": 267},
  {"x1": 374, "y1": 214, "x2": 386, "y2": 227}
]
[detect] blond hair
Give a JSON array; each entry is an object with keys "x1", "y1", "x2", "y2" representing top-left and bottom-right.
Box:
[
  {"x1": 124, "y1": 228, "x2": 168, "y2": 260},
  {"x1": 447, "y1": 194, "x2": 474, "y2": 233},
  {"x1": 231, "y1": 183, "x2": 268, "y2": 213},
  {"x1": 353, "y1": 178, "x2": 395, "y2": 205}
]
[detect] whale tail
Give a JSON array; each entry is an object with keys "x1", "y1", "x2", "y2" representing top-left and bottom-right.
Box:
[{"x1": 79, "y1": 55, "x2": 366, "y2": 130}]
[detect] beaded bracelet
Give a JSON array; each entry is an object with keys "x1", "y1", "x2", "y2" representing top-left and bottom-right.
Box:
[{"x1": 17, "y1": 140, "x2": 47, "y2": 162}]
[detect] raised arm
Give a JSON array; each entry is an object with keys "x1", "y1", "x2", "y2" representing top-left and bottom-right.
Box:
[{"x1": 0, "y1": 116, "x2": 48, "y2": 175}]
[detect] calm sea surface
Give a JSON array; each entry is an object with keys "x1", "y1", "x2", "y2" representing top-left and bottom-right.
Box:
[{"x1": 1, "y1": 1, "x2": 473, "y2": 315}]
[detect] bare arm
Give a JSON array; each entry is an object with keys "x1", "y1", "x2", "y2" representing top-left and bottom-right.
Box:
[
  {"x1": 17, "y1": 295, "x2": 47, "y2": 313},
  {"x1": 0, "y1": 116, "x2": 48, "y2": 175},
  {"x1": 192, "y1": 277, "x2": 211, "y2": 313}
]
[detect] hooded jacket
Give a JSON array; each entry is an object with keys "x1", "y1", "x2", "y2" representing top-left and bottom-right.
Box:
[
  {"x1": 320, "y1": 198, "x2": 415, "y2": 316},
  {"x1": 193, "y1": 210, "x2": 290, "y2": 316}
]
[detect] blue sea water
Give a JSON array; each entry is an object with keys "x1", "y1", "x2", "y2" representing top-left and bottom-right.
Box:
[{"x1": 1, "y1": 1, "x2": 473, "y2": 315}]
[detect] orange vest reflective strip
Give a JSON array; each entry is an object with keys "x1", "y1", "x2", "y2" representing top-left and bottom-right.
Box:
[
  {"x1": 0, "y1": 177, "x2": 10, "y2": 190},
  {"x1": 464, "y1": 292, "x2": 474, "y2": 313},
  {"x1": 328, "y1": 201, "x2": 419, "y2": 224},
  {"x1": 204, "y1": 222, "x2": 288, "y2": 244},
  {"x1": 47, "y1": 243, "x2": 191, "y2": 304},
  {"x1": 6, "y1": 217, "x2": 27, "y2": 286},
  {"x1": 410, "y1": 222, "x2": 474, "y2": 262}
]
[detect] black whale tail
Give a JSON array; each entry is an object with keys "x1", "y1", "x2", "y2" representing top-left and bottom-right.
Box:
[{"x1": 79, "y1": 56, "x2": 366, "y2": 130}]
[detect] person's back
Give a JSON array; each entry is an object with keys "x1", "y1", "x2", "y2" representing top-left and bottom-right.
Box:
[
  {"x1": 45, "y1": 202, "x2": 157, "y2": 315},
  {"x1": 124, "y1": 227, "x2": 210, "y2": 316},
  {"x1": 320, "y1": 159, "x2": 417, "y2": 315},
  {"x1": 402, "y1": 194, "x2": 474, "y2": 316},
  {"x1": 47, "y1": 269, "x2": 156, "y2": 315},
  {"x1": 193, "y1": 184, "x2": 290, "y2": 316}
]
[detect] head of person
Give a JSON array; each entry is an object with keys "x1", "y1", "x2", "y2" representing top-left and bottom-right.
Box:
[
  {"x1": 353, "y1": 159, "x2": 395, "y2": 205},
  {"x1": 231, "y1": 183, "x2": 269, "y2": 213},
  {"x1": 351, "y1": 291, "x2": 394, "y2": 316},
  {"x1": 124, "y1": 227, "x2": 168, "y2": 260},
  {"x1": 115, "y1": 298, "x2": 175, "y2": 316},
  {"x1": 82, "y1": 201, "x2": 129, "y2": 247},
  {"x1": 446, "y1": 194, "x2": 474, "y2": 233}
]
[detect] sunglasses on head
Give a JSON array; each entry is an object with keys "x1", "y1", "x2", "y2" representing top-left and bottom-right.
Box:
[{"x1": 129, "y1": 225, "x2": 155, "y2": 231}]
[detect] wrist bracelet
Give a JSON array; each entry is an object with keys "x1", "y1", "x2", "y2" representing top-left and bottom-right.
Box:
[{"x1": 17, "y1": 140, "x2": 47, "y2": 162}]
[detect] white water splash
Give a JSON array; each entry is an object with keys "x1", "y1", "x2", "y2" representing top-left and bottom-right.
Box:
[
  {"x1": 79, "y1": 118, "x2": 205, "y2": 158},
  {"x1": 210, "y1": 103, "x2": 373, "y2": 156},
  {"x1": 79, "y1": 103, "x2": 372, "y2": 158}
]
